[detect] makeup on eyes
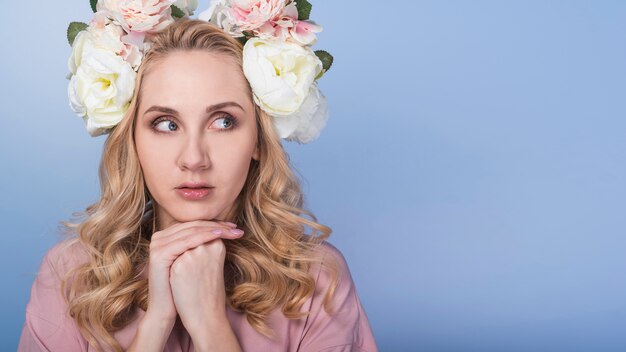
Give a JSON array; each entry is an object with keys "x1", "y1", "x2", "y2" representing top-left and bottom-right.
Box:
[{"x1": 149, "y1": 114, "x2": 239, "y2": 134}]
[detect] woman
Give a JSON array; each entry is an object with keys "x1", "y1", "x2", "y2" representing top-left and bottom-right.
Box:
[{"x1": 18, "y1": 2, "x2": 376, "y2": 352}]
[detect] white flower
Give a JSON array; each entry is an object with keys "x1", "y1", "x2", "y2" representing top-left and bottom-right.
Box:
[
  {"x1": 198, "y1": 0, "x2": 240, "y2": 36},
  {"x1": 242, "y1": 37, "x2": 322, "y2": 116},
  {"x1": 68, "y1": 43, "x2": 136, "y2": 137},
  {"x1": 68, "y1": 16, "x2": 123, "y2": 74},
  {"x1": 173, "y1": 0, "x2": 198, "y2": 16},
  {"x1": 198, "y1": 0, "x2": 229, "y2": 28},
  {"x1": 68, "y1": 16, "x2": 145, "y2": 73},
  {"x1": 272, "y1": 84, "x2": 328, "y2": 143},
  {"x1": 68, "y1": 30, "x2": 90, "y2": 75}
]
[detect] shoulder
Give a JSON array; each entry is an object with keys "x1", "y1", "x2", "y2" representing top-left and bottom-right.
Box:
[
  {"x1": 27, "y1": 237, "x2": 89, "y2": 311},
  {"x1": 42, "y1": 237, "x2": 90, "y2": 267},
  {"x1": 20, "y1": 238, "x2": 90, "y2": 350},
  {"x1": 315, "y1": 240, "x2": 347, "y2": 264},
  {"x1": 35, "y1": 238, "x2": 90, "y2": 287},
  {"x1": 311, "y1": 241, "x2": 351, "y2": 288},
  {"x1": 299, "y1": 241, "x2": 379, "y2": 351},
  {"x1": 309, "y1": 241, "x2": 356, "y2": 312}
]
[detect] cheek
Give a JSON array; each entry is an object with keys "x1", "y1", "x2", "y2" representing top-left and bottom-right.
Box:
[
  {"x1": 211, "y1": 138, "x2": 256, "y2": 188},
  {"x1": 135, "y1": 135, "x2": 171, "y2": 192},
  {"x1": 141, "y1": 153, "x2": 166, "y2": 186},
  {"x1": 213, "y1": 146, "x2": 252, "y2": 179}
]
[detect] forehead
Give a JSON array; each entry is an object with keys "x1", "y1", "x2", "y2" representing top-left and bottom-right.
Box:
[{"x1": 139, "y1": 50, "x2": 251, "y2": 108}]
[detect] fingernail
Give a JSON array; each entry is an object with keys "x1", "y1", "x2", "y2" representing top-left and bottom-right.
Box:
[
  {"x1": 230, "y1": 228, "x2": 244, "y2": 235},
  {"x1": 224, "y1": 222, "x2": 237, "y2": 227},
  {"x1": 211, "y1": 229, "x2": 223, "y2": 235}
]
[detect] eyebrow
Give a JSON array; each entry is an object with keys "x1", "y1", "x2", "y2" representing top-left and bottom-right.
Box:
[{"x1": 143, "y1": 101, "x2": 245, "y2": 116}]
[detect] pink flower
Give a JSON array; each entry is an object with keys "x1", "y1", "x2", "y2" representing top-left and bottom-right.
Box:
[
  {"x1": 289, "y1": 19, "x2": 322, "y2": 46},
  {"x1": 200, "y1": 0, "x2": 285, "y2": 36},
  {"x1": 97, "y1": 0, "x2": 175, "y2": 33},
  {"x1": 255, "y1": 3, "x2": 322, "y2": 45},
  {"x1": 120, "y1": 31, "x2": 147, "y2": 69},
  {"x1": 229, "y1": 0, "x2": 285, "y2": 32},
  {"x1": 201, "y1": 0, "x2": 322, "y2": 45}
]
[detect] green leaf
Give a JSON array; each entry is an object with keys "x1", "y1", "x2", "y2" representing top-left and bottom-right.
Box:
[
  {"x1": 236, "y1": 36, "x2": 249, "y2": 46},
  {"x1": 67, "y1": 22, "x2": 88, "y2": 46},
  {"x1": 90, "y1": 0, "x2": 97, "y2": 12},
  {"x1": 314, "y1": 50, "x2": 333, "y2": 80},
  {"x1": 236, "y1": 31, "x2": 255, "y2": 46},
  {"x1": 170, "y1": 4, "x2": 185, "y2": 18},
  {"x1": 295, "y1": 0, "x2": 312, "y2": 20},
  {"x1": 315, "y1": 50, "x2": 333, "y2": 72}
]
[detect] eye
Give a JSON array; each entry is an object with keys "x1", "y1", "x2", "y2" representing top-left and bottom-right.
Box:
[
  {"x1": 152, "y1": 117, "x2": 178, "y2": 132},
  {"x1": 212, "y1": 115, "x2": 238, "y2": 130}
]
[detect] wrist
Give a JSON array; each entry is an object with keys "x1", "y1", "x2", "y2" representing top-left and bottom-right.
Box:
[
  {"x1": 189, "y1": 314, "x2": 241, "y2": 352},
  {"x1": 128, "y1": 312, "x2": 175, "y2": 352},
  {"x1": 141, "y1": 310, "x2": 176, "y2": 332}
]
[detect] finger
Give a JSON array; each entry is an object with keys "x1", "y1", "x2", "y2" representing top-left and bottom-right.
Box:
[
  {"x1": 156, "y1": 224, "x2": 243, "y2": 248},
  {"x1": 154, "y1": 223, "x2": 243, "y2": 248},
  {"x1": 156, "y1": 230, "x2": 243, "y2": 261},
  {"x1": 217, "y1": 221, "x2": 238, "y2": 228},
  {"x1": 153, "y1": 220, "x2": 237, "y2": 241}
]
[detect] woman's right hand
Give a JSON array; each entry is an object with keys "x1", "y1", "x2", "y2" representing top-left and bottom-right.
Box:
[{"x1": 131, "y1": 220, "x2": 244, "y2": 351}]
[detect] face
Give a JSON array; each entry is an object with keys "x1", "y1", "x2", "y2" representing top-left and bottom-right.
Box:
[{"x1": 134, "y1": 50, "x2": 259, "y2": 230}]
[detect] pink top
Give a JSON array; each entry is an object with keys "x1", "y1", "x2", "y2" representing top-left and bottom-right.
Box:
[{"x1": 18, "y1": 239, "x2": 378, "y2": 352}]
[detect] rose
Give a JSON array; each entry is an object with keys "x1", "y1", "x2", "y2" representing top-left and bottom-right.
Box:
[
  {"x1": 242, "y1": 37, "x2": 322, "y2": 116},
  {"x1": 272, "y1": 83, "x2": 328, "y2": 143},
  {"x1": 97, "y1": 0, "x2": 175, "y2": 33},
  {"x1": 68, "y1": 42, "x2": 136, "y2": 137},
  {"x1": 173, "y1": 0, "x2": 199, "y2": 16},
  {"x1": 199, "y1": 0, "x2": 285, "y2": 37}
]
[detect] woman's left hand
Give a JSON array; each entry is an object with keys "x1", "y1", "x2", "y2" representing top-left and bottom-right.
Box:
[
  {"x1": 170, "y1": 237, "x2": 228, "y2": 326},
  {"x1": 169, "y1": 236, "x2": 242, "y2": 351}
]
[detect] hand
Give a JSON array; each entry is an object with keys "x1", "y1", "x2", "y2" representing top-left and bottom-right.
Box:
[
  {"x1": 169, "y1": 238, "x2": 230, "y2": 335},
  {"x1": 144, "y1": 220, "x2": 243, "y2": 329}
]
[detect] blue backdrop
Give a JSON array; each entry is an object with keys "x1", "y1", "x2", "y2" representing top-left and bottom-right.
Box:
[{"x1": 1, "y1": 1, "x2": 625, "y2": 351}]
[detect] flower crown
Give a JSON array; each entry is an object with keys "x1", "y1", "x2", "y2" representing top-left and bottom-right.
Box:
[{"x1": 66, "y1": 0, "x2": 334, "y2": 144}]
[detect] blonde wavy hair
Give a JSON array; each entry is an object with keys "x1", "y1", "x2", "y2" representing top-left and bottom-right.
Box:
[{"x1": 57, "y1": 19, "x2": 339, "y2": 352}]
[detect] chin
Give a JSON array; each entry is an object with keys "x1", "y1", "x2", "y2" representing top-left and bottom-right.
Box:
[
  {"x1": 159, "y1": 198, "x2": 218, "y2": 220},
  {"x1": 173, "y1": 207, "x2": 222, "y2": 222}
]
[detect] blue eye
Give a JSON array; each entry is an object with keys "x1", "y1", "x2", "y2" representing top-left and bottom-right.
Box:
[
  {"x1": 150, "y1": 115, "x2": 238, "y2": 134},
  {"x1": 213, "y1": 115, "x2": 237, "y2": 130},
  {"x1": 153, "y1": 118, "x2": 178, "y2": 132}
]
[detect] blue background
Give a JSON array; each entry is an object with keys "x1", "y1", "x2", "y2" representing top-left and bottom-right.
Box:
[{"x1": 1, "y1": 1, "x2": 625, "y2": 351}]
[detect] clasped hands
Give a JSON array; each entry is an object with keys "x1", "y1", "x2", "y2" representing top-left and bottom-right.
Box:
[{"x1": 145, "y1": 220, "x2": 244, "y2": 348}]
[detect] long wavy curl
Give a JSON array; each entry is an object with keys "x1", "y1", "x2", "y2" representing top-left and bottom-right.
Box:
[{"x1": 57, "y1": 19, "x2": 339, "y2": 352}]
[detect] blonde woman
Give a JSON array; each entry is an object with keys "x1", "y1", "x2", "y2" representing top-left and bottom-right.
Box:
[{"x1": 18, "y1": 2, "x2": 376, "y2": 352}]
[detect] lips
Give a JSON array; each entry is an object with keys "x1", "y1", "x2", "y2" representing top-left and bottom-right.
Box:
[
  {"x1": 176, "y1": 187, "x2": 214, "y2": 200},
  {"x1": 175, "y1": 182, "x2": 214, "y2": 200},
  {"x1": 176, "y1": 181, "x2": 213, "y2": 189}
]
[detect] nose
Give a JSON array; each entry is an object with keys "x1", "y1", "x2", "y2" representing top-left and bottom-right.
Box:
[{"x1": 178, "y1": 134, "x2": 210, "y2": 171}]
